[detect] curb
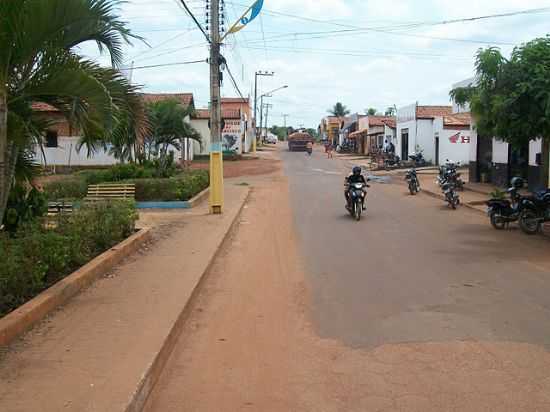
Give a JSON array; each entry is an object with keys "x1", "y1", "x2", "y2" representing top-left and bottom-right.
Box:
[
  {"x1": 0, "y1": 227, "x2": 152, "y2": 348},
  {"x1": 420, "y1": 187, "x2": 486, "y2": 215},
  {"x1": 124, "y1": 188, "x2": 251, "y2": 412},
  {"x1": 188, "y1": 187, "x2": 210, "y2": 207}
]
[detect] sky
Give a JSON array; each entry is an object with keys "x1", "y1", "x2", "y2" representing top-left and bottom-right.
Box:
[{"x1": 80, "y1": 0, "x2": 550, "y2": 129}]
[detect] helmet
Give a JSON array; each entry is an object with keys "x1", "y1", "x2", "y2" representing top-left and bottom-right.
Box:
[
  {"x1": 352, "y1": 166, "x2": 362, "y2": 175},
  {"x1": 510, "y1": 176, "x2": 524, "y2": 189}
]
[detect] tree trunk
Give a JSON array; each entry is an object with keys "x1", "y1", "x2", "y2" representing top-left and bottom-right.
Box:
[
  {"x1": 543, "y1": 138, "x2": 550, "y2": 189},
  {"x1": 0, "y1": 88, "x2": 8, "y2": 223}
]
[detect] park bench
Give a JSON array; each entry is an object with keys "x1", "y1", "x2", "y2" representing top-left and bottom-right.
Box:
[
  {"x1": 85, "y1": 183, "x2": 136, "y2": 202},
  {"x1": 47, "y1": 201, "x2": 74, "y2": 217}
]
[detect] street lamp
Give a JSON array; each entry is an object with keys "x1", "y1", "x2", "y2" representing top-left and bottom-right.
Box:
[
  {"x1": 253, "y1": 71, "x2": 274, "y2": 152},
  {"x1": 258, "y1": 85, "x2": 288, "y2": 143}
]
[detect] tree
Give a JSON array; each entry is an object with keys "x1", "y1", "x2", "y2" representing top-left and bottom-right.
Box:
[
  {"x1": 366, "y1": 108, "x2": 377, "y2": 116},
  {"x1": 328, "y1": 102, "x2": 350, "y2": 117},
  {"x1": 385, "y1": 106, "x2": 397, "y2": 116},
  {"x1": 0, "y1": 0, "x2": 145, "y2": 222},
  {"x1": 146, "y1": 99, "x2": 201, "y2": 176},
  {"x1": 451, "y1": 37, "x2": 550, "y2": 187}
]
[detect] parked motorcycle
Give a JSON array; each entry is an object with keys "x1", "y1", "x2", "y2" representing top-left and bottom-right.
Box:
[
  {"x1": 347, "y1": 182, "x2": 368, "y2": 221},
  {"x1": 486, "y1": 177, "x2": 524, "y2": 230},
  {"x1": 336, "y1": 141, "x2": 354, "y2": 153},
  {"x1": 442, "y1": 181, "x2": 460, "y2": 209},
  {"x1": 518, "y1": 189, "x2": 550, "y2": 234},
  {"x1": 384, "y1": 154, "x2": 401, "y2": 170},
  {"x1": 437, "y1": 160, "x2": 464, "y2": 191},
  {"x1": 405, "y1": 168, "x2": 420, "y2": 195},
  {"x1": 409, "y1": 152, "x2": 427, "y2": 167}
]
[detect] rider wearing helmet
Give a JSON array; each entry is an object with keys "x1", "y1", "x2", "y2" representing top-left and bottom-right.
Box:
[{"x1": 345, "y1": 166, "x2": 368, "y2": 210}]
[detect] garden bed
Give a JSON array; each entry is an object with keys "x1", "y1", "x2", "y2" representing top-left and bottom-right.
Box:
[{"x1": 0, "y1": 201, "x2": 138, "y2": 317}]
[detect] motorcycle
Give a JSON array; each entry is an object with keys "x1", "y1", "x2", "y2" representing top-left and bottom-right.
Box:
[
  {"x1": 409, "y1": 152, "x2": 427, "y2": 167},
  {"x1": 486, "y1": 177, "x2": 525, "y2": 230},
  {"x1": 437, "y1": 161, "x2": 464, "y2": 191},
  {"x1": 336, "y1": 141, "x2": 354, "y2": 153},
  {"x1": 347, "y1": 182, "x2": 368, "y2": 221},
  {"x1": 518, "y1": 189, "x2": 550, "y2": 235},
  {"x1": 405, "y1": 168, "x2": 420, "y2": 195},
  {"x1": 384, "y1": 154, "x2": 401, "y2": 170},
  {"x1": 442, "y1": 181, "x2": 460, "y2": 209}
]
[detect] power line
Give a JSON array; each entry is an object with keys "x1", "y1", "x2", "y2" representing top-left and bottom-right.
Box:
[
  {"x1": 128, "y1": 59, "x2": 207, "y2": 70},
  {"x1": 224, "y1": 61, "x2": 246, "y2": 100},
  {"x1": 175, "y1": 0, "x2": 211, "y2": 43}
]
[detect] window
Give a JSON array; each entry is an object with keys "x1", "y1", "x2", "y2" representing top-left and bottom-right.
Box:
[{"x1": 45, "y1": 130, "x2": 58, "y2": 148}]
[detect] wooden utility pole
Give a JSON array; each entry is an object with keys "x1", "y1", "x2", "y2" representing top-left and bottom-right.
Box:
[
  {"x1": 282, "y1": 114, "x2": 289, "y2": 141},
  {"x1": 264, "y1": 103, "x2": 273, "y2": 142},
  {"x1": 209, "y1": 0, "x2": 223, "y2": 214}
]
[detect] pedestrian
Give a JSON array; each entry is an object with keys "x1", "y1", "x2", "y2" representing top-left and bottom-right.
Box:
[{"x1": 327, "y1": 143, "x2": 334, "y2": 159}]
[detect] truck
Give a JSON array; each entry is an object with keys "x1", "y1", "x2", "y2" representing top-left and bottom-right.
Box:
[{"x1": 288, "y1": 131, "x2": 314, "y2": 152}]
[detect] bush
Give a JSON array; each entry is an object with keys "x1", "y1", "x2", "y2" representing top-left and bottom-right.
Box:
[
  {"x1": 2, "y1": 185, "x2": 48, "y2": 232},
  {"x1": 0, "y1": 201, "x2": 138, "y2": 316},
  {"x1": 43, "y1": 178, "x2": 88, "y2": 200},
  {"x1": 77, "y1": 162, "x2": 172, "y2": 185},
  {"x1": 132, "y1": 170, "x2": 209, "y2": 201}
]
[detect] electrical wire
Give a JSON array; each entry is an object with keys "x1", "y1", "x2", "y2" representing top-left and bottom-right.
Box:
[
  {"x1": 127, "y1": 59, "x2": 207, "y2": 70},
  {"x1": 175, "y1": 0, "x2": 211, "y2": 42},
  {"x1": 224, "y1": 61, "x2": 246, "y2": 100}
]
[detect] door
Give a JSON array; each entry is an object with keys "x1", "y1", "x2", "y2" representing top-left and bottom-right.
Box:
[
  {"x1": 508, "y1": 143, "x2": 529, "y2": 181},
  {"x1": 435, "y1": 136, "x2": 440, "y2": 166},
  {"x1": 401, "y1": 131, "x2": 409, "y2": 160}
]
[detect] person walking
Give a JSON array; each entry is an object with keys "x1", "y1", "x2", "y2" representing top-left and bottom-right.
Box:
[{"x1": 327, "y1": 142, "x2": 334, "y2": 159}]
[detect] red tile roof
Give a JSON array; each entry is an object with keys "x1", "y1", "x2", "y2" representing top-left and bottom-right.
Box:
[
  {"x1": 141, "y1": 93, "x2": 194, "y2": 106},
  {"x1": 382, "y1": 118, "x2": 396, "y2": 128},
  {"x1": 191, "y1": 108, "x2": 241, "y2": 120},
  {"x1": 416, "y1": 105, "x2": 452, "y2": 119},
  {"x1": 443, "y1": 112, "x2": 471, "y2": 127},
  {"x1": 221, "y1": 97, "x2": 249, "y2": 104},
  {"x1": 368, "y1": 116, "x2": 396, "y2": 127}
]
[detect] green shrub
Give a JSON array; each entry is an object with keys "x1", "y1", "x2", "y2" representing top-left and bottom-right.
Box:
[
  {"x1": 77, "y1": 162, "x2": 171, "y2": 185},
  {"x1": 2, "y1": 185, "x2": 48, "y2": 232},
  {"x1": 43, "y1": 178, "x2": 88, "y2": 200},
  {"x1": 132, "y1": 170, "x2": 209, "y2": 201},
  {"x1": 0, "y1": 201, "x2": 138, "y2": 316}
]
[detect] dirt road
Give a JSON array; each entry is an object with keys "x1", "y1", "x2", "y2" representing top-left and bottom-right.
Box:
[{"x1": 144, "y1": 146, "x2": 550, "y2": 411}]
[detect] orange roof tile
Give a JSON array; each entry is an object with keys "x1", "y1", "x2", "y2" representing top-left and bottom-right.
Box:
[
  {"x1": 368, "y1": 116, "x2": 396, "y2": 127},
  {"x1": 221, "y1": 97, "x2": 249, "y2": 104},
  {"x1": 416, "y1": 105, "x2": 452, "y2": 119},
  {"x1": 141, "y1": 93, "x2": 194, "y2": 106},
  {"x1": 443, "y1": 112, "x2": 471, "y2": 127},
  {"x1": 191, "y1": 108, "x2": 241, "y2": 120}
]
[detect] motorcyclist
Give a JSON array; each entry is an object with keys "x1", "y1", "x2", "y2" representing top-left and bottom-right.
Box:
[{"x1": 345, "y1": 166, "x2": 369, "y2": 210}]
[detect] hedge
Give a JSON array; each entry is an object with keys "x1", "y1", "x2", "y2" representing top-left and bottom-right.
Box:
[
  {"x1": 43, "y1": 169, "x2": 209, "y2": 202},
  {"x1": 0, "y1": 201, "x2": 138, "y2": 316}
]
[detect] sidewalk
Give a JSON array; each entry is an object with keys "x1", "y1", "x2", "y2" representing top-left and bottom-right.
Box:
[{"x1": 0, "y1": 184, "x2": 249, "y2": 412}]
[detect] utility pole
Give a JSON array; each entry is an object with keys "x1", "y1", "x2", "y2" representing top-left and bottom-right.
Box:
[
  {"x1": 253, "y1": 71, "x2": 274, "y2": 152},
  {"x1": 209, "y1": 0, "x2": 223, "y2": 214},
  {"x1": 282, "y1": 114, "x2": 289, "y2": 141},
  {"x1": 259, "y1": 95, "x2": 264, "y2": 146},
  {"x1": 264, "y1": 103, "x2": 273, "y2": 142}
]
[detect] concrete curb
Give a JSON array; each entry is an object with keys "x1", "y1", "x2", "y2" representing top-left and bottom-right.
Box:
[
  {"x1": 188, "y1": 187, "x2": 210, "y2": 207},
  {"x1": 0, "y1": 227, "x2": 152, "y2": 348},
  {"x1": 124, "y1": 188, "x2": 251, "y2": 412},
  {"x1": 419, "y1": 187, "x2": 486, "y2": 215}
]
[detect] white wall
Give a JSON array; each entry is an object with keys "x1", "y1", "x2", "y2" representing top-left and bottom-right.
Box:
[
  {"x1": 438, "y1": 128, "x2": 471, "y2": 165},
  {"x1": 191, "y1": 118, "x2": 210, "y2": 155},
  {"x1": 469, "y1": 127, "x2": 478, "y2": 163},
  {"x1": 492, "y1": 139, "x2": 509, "y2": 164},
  {"x1": 396, "y1": 119, "x2": 416, "y2": 159},
  {"x1": 415, "y1": 119, "x2": 435, "y2": 161},
  {"x1": 529, "y1": 138, "x2": 542, "y2": 166},
  {"x1": 35, "y1": 136, "x2": 118, "y2": 166}
]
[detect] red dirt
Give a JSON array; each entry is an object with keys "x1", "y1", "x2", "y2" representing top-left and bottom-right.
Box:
[{"x1": 190, "y1": 157, "x2": 281, "y2": 178}]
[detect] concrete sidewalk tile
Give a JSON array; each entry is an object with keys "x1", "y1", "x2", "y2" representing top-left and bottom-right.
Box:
[{"x1": 0, "y1": 185, "x2": 250, "y2": 412}]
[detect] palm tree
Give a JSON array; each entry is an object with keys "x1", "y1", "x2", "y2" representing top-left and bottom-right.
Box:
[
  {"x1": 0, "y1": 0, "x2": 145, "y2": 222},
  {"x1": 328, "y1": 102, "x2": 350, "y2": 117},
  {"x1": 146, "y1": 99, "x2": 201, "y2": 174}
]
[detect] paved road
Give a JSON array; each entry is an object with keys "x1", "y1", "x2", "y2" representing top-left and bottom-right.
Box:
[
  {"x1": 144, "y1": 147, "x2": 550, "y2": 411},
  {"x1": 284, "y1": 149, "x2": 550, "y2": 349}
]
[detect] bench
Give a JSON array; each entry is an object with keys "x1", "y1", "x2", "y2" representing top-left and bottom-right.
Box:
[
  {"x1": 47, "y1": 201, "x2": 74, "y2": 217},
  {"x1": 85, "y1": 183, "x2": 136, "y2": 202}
]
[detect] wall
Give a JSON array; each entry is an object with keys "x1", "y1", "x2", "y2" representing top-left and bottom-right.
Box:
[
  {"x1": 415, "y1": 119, "x2": 435, "y2": 161},
  {"x1": 34, "y1": 136, "x2": 118, "y2": 166},
  {"x1": 433, "y1": 118, "x2": 471, "y2": 165},
  {"x1": 191, "y1": 118, "x2": 211, "y2": 155},
  {"x1": 396, "y1": 104, "x2": 417, "y2": 160}
]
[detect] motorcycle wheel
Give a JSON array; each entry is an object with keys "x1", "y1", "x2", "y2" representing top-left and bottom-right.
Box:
[
  {"x1": 489, "y1": 211, "x2": 506, "y2": 230},
  {"x1": 519, "y1": 209, "x2": 540, "y2": 235},
  {"x1": 354, "y1": 201, "x2": 362, "y2": 221},
  {"x1": 409, "y1": 182, "x2": 416, "y2": 195}
]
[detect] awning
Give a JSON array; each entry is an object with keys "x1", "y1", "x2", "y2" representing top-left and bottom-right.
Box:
[{"x1": 349, "y1": 129, "x2": 368, "y2": 139}]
